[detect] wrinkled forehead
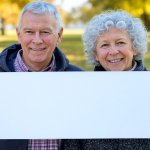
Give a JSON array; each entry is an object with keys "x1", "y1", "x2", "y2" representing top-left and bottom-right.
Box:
[
  {"x1": 22, "y1": 10, "x2": 56, "y2": 20},
  {"x1": 18, "y1": 11, "x2": 59, "y2": 31},
  {"x1": 20, "y1": 12, "x2": 58, "y2": 30},
  {"x1": 98, "y1": 27, "x2": 130, "y2": 38}
]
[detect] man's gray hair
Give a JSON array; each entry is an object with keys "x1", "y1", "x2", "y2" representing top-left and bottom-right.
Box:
[
  {"x1": 17, "y1": 1, "x2": 63, "y2": 31},
  {"x1": 82, "y1": 10, "x2": 148, "y2": 66}
]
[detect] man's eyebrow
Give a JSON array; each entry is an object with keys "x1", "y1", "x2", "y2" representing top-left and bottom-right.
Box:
[
  {"x1": 22, "y1": 27, "x2": 54, "y2": 31},
  {"x1": 23, "y1": 28, "x2": 32, "y2": 31},
  {"x1": 41, "y1": 27, "x2": 53, "y2": 31}
]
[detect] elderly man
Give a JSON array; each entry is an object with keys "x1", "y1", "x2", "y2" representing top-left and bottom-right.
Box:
[
  {"x1": 0, "y1": 1, "x2": 81, "y2": 72},
  {"x1": 0, "y1": 1, "x2": 81, "y2": 150}
]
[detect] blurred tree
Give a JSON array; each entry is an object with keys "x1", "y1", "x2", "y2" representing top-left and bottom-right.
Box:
[
  {"x1": 88, "y1": 0, "x2": 150, "y2": 30},
  {"x1": 0, "y1": 0, "x2": 31, "y2": 35},
  {"x1": 0, "y1": 0, "x2": 54, "y2": 35},
  {"x1": 67, "y1": 0, "x2": 150, "y2": 30},
  {"x1": 65, "y1": 8, "x2": 81, "y2": 24}
]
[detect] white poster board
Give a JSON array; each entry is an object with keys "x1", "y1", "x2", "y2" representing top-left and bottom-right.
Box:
[{"x1": 0, "y1": 72, "x2": 149, "y2": 139}]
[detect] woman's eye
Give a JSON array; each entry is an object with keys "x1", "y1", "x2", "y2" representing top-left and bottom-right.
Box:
[{"x1": 101, "y1": 44, "x2": 109, "y2": 48}]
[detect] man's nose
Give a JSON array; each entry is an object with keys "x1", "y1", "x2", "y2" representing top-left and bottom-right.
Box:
[{"x1": 32, "y1": 32, "x2": 43, "y2": 44}]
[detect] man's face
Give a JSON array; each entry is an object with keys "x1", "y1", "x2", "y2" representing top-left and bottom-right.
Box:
[{"x1": 16, "y1": 12, "x2": 63, "y2": 71}]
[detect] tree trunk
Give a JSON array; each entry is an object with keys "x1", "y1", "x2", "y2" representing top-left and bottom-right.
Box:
[
  {"x1": 141, "y1": 12, "x2": 150, "y2": 31},
  {"x1": 0, "y1": 17, "x2": 5, "y2": 35}
]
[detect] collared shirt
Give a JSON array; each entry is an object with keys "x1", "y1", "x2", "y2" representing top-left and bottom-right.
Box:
[
  {"x1": 13, "y1": 50, "x2": 60, "y2": 150},
  {"x1": 130, "y1": 61, "x2": 137, "y2": 71},
  {"x1": 28, "y1": 139, "x2": 61, "y2": 150},
  {"x1": 14, "y1": 50, "x2": 56, "y2": 72}
]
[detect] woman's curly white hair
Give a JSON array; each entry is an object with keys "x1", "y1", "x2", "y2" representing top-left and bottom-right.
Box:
[{"x1": 82, "y1": 10, "x2": 148, "y2": 66}]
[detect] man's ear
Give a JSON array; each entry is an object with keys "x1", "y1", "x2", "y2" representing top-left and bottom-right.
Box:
[
  {"x1": 57, "y1": 27, "x2": 63, "y2": 44},
  {"x1": 58, "y1": 27, "x2": 63, "y2": 37},
  {"x1": 16, "y1": 27, "x2": 21, "y2": 43}
]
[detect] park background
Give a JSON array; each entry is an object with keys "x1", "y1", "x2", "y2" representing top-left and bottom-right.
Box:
[{"x1": 0, "y1": 0, "x2": 150, "y2": 70}]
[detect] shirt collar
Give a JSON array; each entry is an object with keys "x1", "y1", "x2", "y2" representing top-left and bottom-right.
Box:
[
  {"x1": 130, "y1": 61, "x2": 137, "y2": 71},
  {"x1": 14, "y1": 49, "x2": 56, "y2": 72}
]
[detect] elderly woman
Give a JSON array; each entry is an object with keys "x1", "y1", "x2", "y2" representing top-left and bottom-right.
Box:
[
  {"x1": 61, "y1": 10, "x2": 150, "y2": 150},
  {"x1": 82, "y1": 10, "x2": 148, "y2": 71}
]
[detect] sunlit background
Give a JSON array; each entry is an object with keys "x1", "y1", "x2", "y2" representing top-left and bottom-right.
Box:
[{"x1": 0, "y1": 0, "x2": 150, "y2": 70}]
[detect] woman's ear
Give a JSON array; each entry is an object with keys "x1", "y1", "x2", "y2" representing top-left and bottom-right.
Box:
[
  {"x1": 133, "y1": 50, "x2": 138, "y2": 56},
  {"x1": 95, "y1": 51, "x2": 99, "y2": 61}
]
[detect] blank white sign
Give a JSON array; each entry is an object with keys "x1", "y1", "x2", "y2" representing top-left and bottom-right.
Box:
[{"x1": 0, "y1": 72, "x2": 149, "y2": 139}]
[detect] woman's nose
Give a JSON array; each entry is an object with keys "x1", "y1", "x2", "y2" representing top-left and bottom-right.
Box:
[{"x1": 108, "y1": 46, "x2": 119, "y2": 55}]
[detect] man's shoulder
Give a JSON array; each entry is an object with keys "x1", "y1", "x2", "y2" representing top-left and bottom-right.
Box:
[
  {"x1": 65, "y1": 64, "x2": 83, "y2": 71},
  {"x1": 0, "y1": 44, "x2": 21, "y2": 56},
  {"x1": 0, "y1": 44, "x2": 21, "y2": 72}
]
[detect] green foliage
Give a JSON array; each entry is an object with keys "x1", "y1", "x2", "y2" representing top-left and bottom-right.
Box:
[
  {"x1": 0, "y1": 0, "x2": 31, "y2": 25},
  {"x1": 0, "y1": 0, "x2": 54, "y2": 35},
  {"x1": 59, "y1": 34, "x2": 93, "y2": 70}
]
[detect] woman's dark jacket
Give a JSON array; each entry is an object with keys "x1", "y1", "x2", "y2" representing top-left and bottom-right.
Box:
[
  {"x1": 62, "y1": 139, "x2": 150, "y2": 150},
  {"x1": 94, "y1": 61, "x2": 147, "y2": 71}
]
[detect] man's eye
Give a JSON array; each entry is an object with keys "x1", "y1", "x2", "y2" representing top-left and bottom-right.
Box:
[
  {"x1": 41, "y1": 31, "x2": 51, "y2": 35},
  {"x1": 42, "y1": 31, "x2": 49, "y2": 33},
  {"x1": 25, "y1": 31, "x2": 33, "y2": 34}
]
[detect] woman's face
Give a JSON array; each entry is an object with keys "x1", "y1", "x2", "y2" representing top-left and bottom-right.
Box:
[{"x1": 95, "y1": 28, "x2": 137, "y2": 71}]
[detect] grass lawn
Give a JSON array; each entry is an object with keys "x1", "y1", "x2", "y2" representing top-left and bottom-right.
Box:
[{"x1": 0, "y1": 29, "x2": 150, "y2": 70}]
